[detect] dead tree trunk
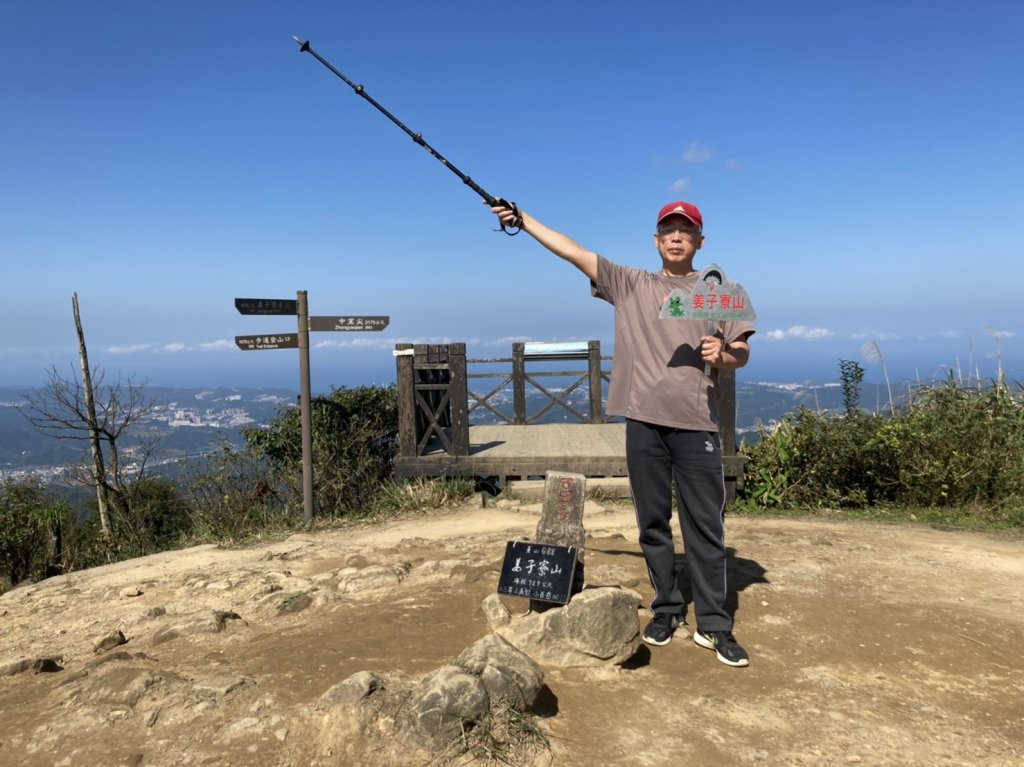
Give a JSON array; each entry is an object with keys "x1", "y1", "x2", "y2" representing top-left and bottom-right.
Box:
[{"x1": 73, "y1": 293, "x2": 111, "y2": 536}]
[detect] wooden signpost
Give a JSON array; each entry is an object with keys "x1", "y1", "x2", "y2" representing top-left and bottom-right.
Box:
[{"x1": 235, "y1": 291, "x2": 389, "y2": 522}]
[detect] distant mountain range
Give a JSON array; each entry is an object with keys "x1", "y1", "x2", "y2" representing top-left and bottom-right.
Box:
[{"x1": 0, "y1": 380, "x2": 889, "y2": 481}]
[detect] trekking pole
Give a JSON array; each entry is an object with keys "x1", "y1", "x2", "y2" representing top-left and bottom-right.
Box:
[{"x1": 292, "y1": 36, "x2": 522, "y2": 235}]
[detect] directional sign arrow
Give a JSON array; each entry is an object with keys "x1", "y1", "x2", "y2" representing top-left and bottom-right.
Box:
[
  {"x1": 235, "y1": 298, "x2": 298, "y2": 315},
  {"x1": 308, "y1": 315, "x2": 390, "y2": 332},
  {"x1": 235, "y1": 334, "x2": 300, "y2": 350}
]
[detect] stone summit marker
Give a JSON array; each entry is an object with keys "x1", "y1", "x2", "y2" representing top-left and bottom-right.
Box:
[{"x1": 497, "y1": 471, "x2": 587, "y2": 609}]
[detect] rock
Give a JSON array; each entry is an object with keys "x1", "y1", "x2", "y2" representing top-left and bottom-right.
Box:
[
  {"x1": 93, "y1": 629, "x2": 128, "y2": 654},
  {"x1": 316, "y1": 671, "x2": 386, "y2": 710},
  {"x1": 406, "y1": 665, "x2": 490, "y2": 748},
  {"x1": 0, "y1": 657, "x2": 63, "y2": 676},
  {"x1": 84, "y1": 667, "x2": 162, "y2": 707},
  {"x1": 480, "y1": 593, "x2": 511, "y2": 627},
  {"x1": 119, "y1": 586, "x2": 143, "y2": 598},
  {"x1": 455, "y1": 634, "x2": 544, "y2": 709},
  {"x1": 276, "y1": 591, "x2": 314, "y2": 615},
  {"x1": 335, "y1": 563, "x2": 410, "y2": 594},
  {"x1": 345, "y1": 553, "x2": 371, "y2": 568},
  {"x1": 150, "y1": 610, "x2": 242, "y2": 646},
  {"x1": 33, "y1": 657, "x2": 64, "y2": 673},
  {"x1": 191, "y1": 676, "x2": 255, "y2": 699},
  {"x1": 82, "y1": 650, "x2": 151, "y2": 672},
  {"x1": 490, "y1": 586, "x2": 641, "y2": 667}
]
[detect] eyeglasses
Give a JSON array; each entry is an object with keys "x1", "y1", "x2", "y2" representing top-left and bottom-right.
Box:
[{"x1": 657, "y1": 224, "x2": 701, "y2": 238}]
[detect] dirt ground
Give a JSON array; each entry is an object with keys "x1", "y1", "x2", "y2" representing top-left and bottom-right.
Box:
[{"x1": 1, "y1": 497, "x2": 1022, "y2": 766}]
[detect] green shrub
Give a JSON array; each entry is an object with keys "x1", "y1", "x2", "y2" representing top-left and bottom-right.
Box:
[
  {"x1": 0, "y1": 478, "x2": 71, "y2": 590},
  {"x1": 242, "y1": 384, "x2": 399, "y2": 518},
  {"x1": 891, "y1": 375, "x2": 1024, "y2": 507},
  {"x1": 740, "y1": 408, "x2": 899, "y2": 508},
  {"x1": 121, "y1": 477, "x2": 193, "y2": 551},
  {"x1": 177, "y1": 441, "x2": 295, "y2": 543},
  {"x1": 740, "y1": 366, "x2": 1024, "y2": 527}
]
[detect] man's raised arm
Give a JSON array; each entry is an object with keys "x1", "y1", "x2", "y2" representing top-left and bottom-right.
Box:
[{"x1": 491, "y1": 205, "x2": 599, "y2": 281}]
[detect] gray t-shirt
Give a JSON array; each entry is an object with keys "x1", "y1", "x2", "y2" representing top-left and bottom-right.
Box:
[{"x1": 592, "y1": 255, "x2": 755, "y2": 431}]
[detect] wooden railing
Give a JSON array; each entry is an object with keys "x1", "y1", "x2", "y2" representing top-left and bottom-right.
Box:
[
  {"x1": 394, "y1": 340, "x2": 739, "y2": 461},
  {"x1": 393, "y1": 343, "x2": 468, "y2": 459},
  {"x1": 468, "y1": 340, "x2": 610, "y2": 425}
]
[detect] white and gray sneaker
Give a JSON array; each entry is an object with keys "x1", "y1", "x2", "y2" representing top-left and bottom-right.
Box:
[{"x1": 694, "y1": 629, "x2": 750, "y2": 667}]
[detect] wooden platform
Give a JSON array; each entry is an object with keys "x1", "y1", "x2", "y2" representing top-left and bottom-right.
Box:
[
  {"x1": 395, "y1": 423, "x2": 626, "y2": 482},
  {"x1": 391, "y1": 343, "x2": 746, "y2": 501},
  {"x1": 394, "y1": 422, "x2": 746, "y2": 489}
]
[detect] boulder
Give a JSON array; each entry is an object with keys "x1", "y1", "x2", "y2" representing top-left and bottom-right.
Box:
[
  {"x1": 455, "y1": 633, "x2": 544, "y2": 709},
  {"x1": 405, "y1": 665, "x2": 490, "y2": 748},
  {"x1": 487, "y1": 586, "x2": 641, "y2": 667}
]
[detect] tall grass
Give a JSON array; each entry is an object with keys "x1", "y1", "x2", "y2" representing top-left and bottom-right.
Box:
[{"x1": 738, "y1": 366, "x2": 1024, "y2": 529}]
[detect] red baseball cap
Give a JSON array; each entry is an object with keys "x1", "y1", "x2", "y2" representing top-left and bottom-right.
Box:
[{"x1": 656, "y1": 201, "x2": 703, "y2": 231}]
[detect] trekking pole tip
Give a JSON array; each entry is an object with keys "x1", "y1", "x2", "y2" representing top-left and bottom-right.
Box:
[{"x1": 292, "y1": 36, "x2": 310, "y2": 51}]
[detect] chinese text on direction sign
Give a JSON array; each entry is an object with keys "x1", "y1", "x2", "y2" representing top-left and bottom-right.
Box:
[
  {"x1": 308, "y1": 315, "x2": 390, "y2": 332},
  {"x1": 234, "y1": 298, "x2": 298, "y2": 316},
  {"x1": 234, "y1": 334, "x2": 299, "y2": 351}
]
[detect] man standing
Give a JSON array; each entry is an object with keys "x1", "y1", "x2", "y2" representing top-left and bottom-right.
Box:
[{"x1": 491, "y1": 201, "x2": 754, "y2": 667}]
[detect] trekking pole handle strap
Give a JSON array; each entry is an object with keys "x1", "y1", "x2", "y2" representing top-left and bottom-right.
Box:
[{"x1": 491, "y1": 198, "x2": 522, "y2": 236}]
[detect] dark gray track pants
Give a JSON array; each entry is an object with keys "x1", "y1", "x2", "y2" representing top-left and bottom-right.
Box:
[{"x1": 625, "y1": 418, "x2": 731, "y2": 632}]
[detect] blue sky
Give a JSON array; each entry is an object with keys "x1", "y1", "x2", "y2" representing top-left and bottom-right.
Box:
[{"x1": 2, "y1": 1, "x2": 1021, "y2": 393}]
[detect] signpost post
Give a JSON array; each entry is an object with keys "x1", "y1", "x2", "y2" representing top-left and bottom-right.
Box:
[
  {"x1": 235, "y1": 292, "x2": 389, "y2": 524},
  {"x1": 296, "y1": 291, "x2": 314, "y2": 525}
]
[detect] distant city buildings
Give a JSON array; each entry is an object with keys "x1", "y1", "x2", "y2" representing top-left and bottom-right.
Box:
[
  {"x1": 0, "y1": 389, "x2": 288, "y2": 483},
  {"x1": 157, "y1": 402, "x2": 255, "y2": 429}
]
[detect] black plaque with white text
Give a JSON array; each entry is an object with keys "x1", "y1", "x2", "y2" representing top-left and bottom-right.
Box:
[{"x1": 497, "y1": 541, "x2": 578, "y2": 605}]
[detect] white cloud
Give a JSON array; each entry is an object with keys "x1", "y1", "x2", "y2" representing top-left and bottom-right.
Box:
[
  {"x1": 315, "y1": 336, "x2": 397, "y2": 350},
  {"x1": 668, "y1": 178, "x2": 690, "y2": 192},
  {"x1": 681, "y1": 141, "x2": 715, "y2": 163},
  {"x1": 314, "y1": 334, "x2": 480, "y2": 351},
  {"x1": 487, "y1": 335, "x2": 533, "y2": 347},
  {"x1": 106, "y1": 339, "x2": 241, "y2": 354},
  {"x1": 106, "y1": 343, "x2": 153, "y2": 354},
  {"x1": 989, "y1": 329, "x2": 1015, "y2": 339},
  {"x1": 762, "y1": 325, "x2": 835, "y2": 342},
  {"x1": 851, "y1": 329, "x2": 902, "y2": 341},
  {"x1": 393, "y1": 335, "x2": 455, "y2": 345},
  {"x1": 197, "y1": 339, "x2": 235, "y2": 352}
]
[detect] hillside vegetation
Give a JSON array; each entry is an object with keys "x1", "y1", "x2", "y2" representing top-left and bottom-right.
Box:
[{"x1": 3, "y1": 365, "x2": 1023, "y2": 593}]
